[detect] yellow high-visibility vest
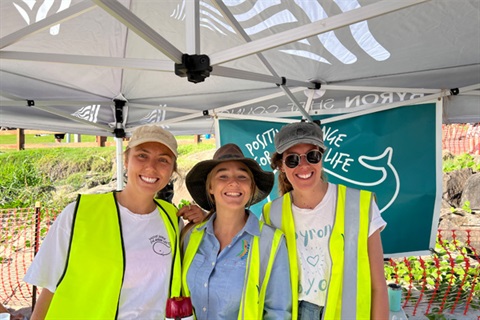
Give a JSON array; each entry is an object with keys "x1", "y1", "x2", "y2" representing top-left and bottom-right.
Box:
[
  {"x1": 181, "y1": 219, "x2": 283, "y2": 320},
  {"x1": 46, "y1": 193, "x2": 182, "y2": 319},
  {"x1": 263, "y1": 184, "x2": 372, "y2": 320}
]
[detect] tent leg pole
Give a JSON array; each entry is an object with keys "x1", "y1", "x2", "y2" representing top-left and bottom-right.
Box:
[{"x1": 115, "y1": 137, "x2": 124, "y2": 191}]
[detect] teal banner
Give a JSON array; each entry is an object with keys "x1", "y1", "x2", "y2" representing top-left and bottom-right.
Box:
[{"x1": 218, "y1": 103, "x2": 441, "y2": 256}]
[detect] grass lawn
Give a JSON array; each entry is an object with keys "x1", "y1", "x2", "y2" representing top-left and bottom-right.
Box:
[
  {"x1": 0, "y1": 130, "x2": 208, "y2": 150},
  {"x1": 0, "y1": 132, "x2": 97, "y2": 144}
]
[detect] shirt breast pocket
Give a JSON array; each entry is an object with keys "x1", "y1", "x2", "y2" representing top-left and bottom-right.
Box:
[{"x1": 214, "y1": 257, "x2": 247, "y2": 313}]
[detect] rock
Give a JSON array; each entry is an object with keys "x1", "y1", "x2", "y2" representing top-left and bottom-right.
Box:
[
  {"x1": 441, "y1": 198, "x2": 451, "y2": 209},
  {"x1": 442, "y1": 168, "x2": 473, "y2": 207},
  {"x1": 461, "y1": 173, "x2": 480, "y2": 210},
  {"x1": 438, "y1": 208, "x2": 480, "y2": 248},
  {"x1": 435, "y1": 157, "x2": 480, "y2": 250},
  {"x1": 442, "y1": 150, "x2": 455, "y2": 161},
  {"x1": 439, "y1": 208, "x2": 468, "y2": 230}
]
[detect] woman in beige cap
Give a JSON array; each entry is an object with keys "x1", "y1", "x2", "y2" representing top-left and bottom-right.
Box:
[
  {"x1": 263, "y1": 121, "x2": 389, "y2": 320},
  {"x1": 24, "y1": 124, "x2": 203, "y2": 319},
  {"x1": 181, "y1": 143, "x2": 292, "y2": 320}
]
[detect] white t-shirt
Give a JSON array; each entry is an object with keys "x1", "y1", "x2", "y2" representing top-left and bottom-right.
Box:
[
  {"x1": 293, "y1": 183, "x2": 386, "y2": 307},
  {"x1": 24, "y1": 201, "x2": 177, "y2": 319}
]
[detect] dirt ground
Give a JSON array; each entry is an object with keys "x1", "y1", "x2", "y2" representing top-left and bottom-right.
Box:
[{"x1": 172, "y1": 148, "x2": 216, "y2": 206}]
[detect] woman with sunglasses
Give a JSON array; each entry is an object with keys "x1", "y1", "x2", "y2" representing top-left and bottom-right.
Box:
[{"x1": 263, "y1": 121, "x2": 389, "y2": 320}]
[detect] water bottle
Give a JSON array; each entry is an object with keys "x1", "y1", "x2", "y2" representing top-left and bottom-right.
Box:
[{"x1": 388, "y1": 283, "x2": 402, "y2": 312}]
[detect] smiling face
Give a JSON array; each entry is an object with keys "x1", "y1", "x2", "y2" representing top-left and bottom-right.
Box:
[
  {"x1": 207, "y1": 161, "x2": 254, "y2": 212},
  {"x1": 281, "y1": 143, "x2": 324, "y2": 192},
  {"x1": 123, "y1": 141, "x2": 175, "y2": 199}
]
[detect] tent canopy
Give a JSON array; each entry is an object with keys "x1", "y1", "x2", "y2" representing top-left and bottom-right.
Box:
[{"x1": 1, "y1": 0, "x2": 479, "y2": 137}]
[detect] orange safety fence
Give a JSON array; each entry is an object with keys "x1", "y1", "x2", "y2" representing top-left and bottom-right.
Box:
[
  {"x1": 0, "y1": 206, "x2": 59, "y2": 309},
  {"x1": 385, "y1": 229, "x2": 480, "y2": 319},
  {"x1": 1, "y1": 207, "x2": 480, "y2": 318},
  {"x1": 442, "y1": 123, "x2": 480, "y2": 155}
]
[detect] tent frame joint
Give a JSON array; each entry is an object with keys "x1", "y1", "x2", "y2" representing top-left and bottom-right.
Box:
[
  {"x1": 174, "y1": 53, "x2": 212, "y2": 83},
  {"x1": 450, "y1": 88, "x2": 460, "y2": 96},
  {"x1": 113, "y1": 99, "x2": 126, "y2": 138},
  {"x1": 276, "y1": 76, "x2": 287, "y2": 87}
]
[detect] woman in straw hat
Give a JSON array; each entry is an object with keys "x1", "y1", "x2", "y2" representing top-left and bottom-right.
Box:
[
  {"x1": 25, "y1": 125, "x2": 204, "y2": 319},
  {"x1": 263, "y1": 121, "x2": 389, "y2": 320},
  {"x1": 182, "y1": 143, "x2": 292, "y2": 319}
]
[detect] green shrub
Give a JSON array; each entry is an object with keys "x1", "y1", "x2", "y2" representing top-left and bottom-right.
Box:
[
  {"x1": 0, "y1": 152, "x2": 51, "y2": 208},
  {"x1": 0, "y1": 147, "x2": 115, "y2": 208},
  {"x1": 443, "y1": 153, "x2": 480, "y2": 172},
  {"x1": 0, "y1": 142, "x2": 214, "y2": 209}
]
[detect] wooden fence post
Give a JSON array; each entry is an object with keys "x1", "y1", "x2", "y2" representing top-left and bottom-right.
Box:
[
  {"x1": 194, "y1": 135, "x2": 201, "y2": 144},
  {"x1": 16, "y1": 128, "x2": 25, "y2": 150},
  {"x1": 31, "y1": 202, "x2": 41, "y2": 311},
  {"x1": 96, "y1": 136, "x2": 107, "y2": 147}
]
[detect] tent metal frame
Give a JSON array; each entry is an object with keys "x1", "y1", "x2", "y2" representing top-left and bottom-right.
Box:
[{"x1": 1, "y1": 0, "x2": 478, "y2": 189}]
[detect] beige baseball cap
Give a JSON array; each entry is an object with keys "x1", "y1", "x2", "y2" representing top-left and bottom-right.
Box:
[{"x1": 127, "y1": 125, "x2": 178, "y2": 157}]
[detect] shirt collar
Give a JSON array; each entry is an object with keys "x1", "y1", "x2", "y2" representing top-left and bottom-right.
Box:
[{"x1": 199, "y1": 210, "x2": 261, "y2": 237}]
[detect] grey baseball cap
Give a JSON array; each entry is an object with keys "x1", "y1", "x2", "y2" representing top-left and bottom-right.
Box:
[{"x1": 274, "y1": 122, "x2": 326, "y2": 154}]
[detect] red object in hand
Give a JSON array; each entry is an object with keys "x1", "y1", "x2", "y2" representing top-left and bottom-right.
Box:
[{"x1": 165, "y1": 296, "x2": 193, "y2": 319}]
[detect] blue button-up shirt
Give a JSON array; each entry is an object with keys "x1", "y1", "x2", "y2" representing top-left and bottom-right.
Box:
[{"x1": 185, "y1": 211, "x2": 292, "y2": 320}]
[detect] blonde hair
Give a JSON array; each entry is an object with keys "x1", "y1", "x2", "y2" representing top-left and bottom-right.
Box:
[{"x1": 180, "y1": 161, "x2": 257, "y2": 246}]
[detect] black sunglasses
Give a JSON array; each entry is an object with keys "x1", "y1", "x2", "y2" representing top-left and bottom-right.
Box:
[{"x1": 283, "y1": 150, "x2": 323, "y2": 168}]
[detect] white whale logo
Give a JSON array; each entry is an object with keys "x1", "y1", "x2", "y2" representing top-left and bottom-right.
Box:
[
  {"x1": 325, "y1": 147, "x2": 400, "y2": 213},
  {"x1": 172, "y1": 0, "x2": 390, "y2": 64},
  {"x1": 13, "y1": 0, "x2": 72, "y2": 35}
]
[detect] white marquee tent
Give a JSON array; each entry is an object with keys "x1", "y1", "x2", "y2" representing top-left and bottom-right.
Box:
[{"x1": 1, "y1": 0, "x2": 479, "y2": 139}]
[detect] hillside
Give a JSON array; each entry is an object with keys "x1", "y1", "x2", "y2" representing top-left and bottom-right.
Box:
[{"x1": 0, "y1": 138, "x2": 215, "y2": 209}]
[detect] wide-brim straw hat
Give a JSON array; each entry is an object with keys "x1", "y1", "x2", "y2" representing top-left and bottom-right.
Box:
[{"x1": 186, "y1": 143, "x2": 274, "y2": 211}]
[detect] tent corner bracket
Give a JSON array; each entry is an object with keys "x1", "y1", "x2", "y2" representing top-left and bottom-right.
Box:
[
  {"x1": 276, "y1": 76, "x2": 287, "y2": 87},
  {"x1": 113, "y1": 99, "x2": 126, "y2": 138},
  {"x1": 175, "y1": 53, "x2": 212, "y2": 84},
  {"x1": 450, "y1": 88, "x2": 459, "y2": 95}
]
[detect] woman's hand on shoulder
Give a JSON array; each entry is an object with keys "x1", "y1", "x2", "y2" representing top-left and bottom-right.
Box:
[{"x1": 177, "y1": 203, "x2": 205, "y2": 224}]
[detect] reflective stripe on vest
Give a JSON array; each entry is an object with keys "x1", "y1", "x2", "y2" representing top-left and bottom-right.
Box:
[
  {"x1": 182, "y1": 219, "x2": 283, "y2": 320},
  {"x1": 263, "y1": 195, "x2": 298, "y2": 320},
  {"x1": 154, "y1": 199, "x2": 183, "y2": 298},
  {"x1": 47, "y1": 193, "x2": 181, "y2": 319},
  {"x1": 263, "y1": 185, "x2": 372, "y2": 320}
]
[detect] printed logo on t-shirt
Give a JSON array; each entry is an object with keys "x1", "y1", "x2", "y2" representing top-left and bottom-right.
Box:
[
  {"x1": 149, "y1": 235, "x2": 171, "y2": 255},
  {"x1": 296, "y1": 224, "x2": 332, "y2": 300}
]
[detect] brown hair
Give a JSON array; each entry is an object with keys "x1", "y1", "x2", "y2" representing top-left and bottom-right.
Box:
[{"x1": 270, "y1": 149, "x2": 327, "y2": 196}]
